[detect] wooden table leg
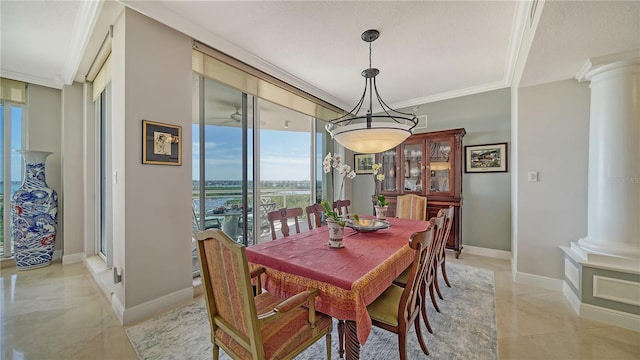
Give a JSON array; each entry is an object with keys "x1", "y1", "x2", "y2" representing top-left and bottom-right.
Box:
[{"x1": 344, "y1": 320, "x2": 360, "y2": 360}]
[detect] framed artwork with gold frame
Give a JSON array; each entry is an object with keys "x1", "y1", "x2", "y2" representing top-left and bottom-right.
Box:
[
  {"x1": 354, "y1": 153, "x2": 375, "y2": 174},
  {"x1": 142, "y1": 120, "x2": 182, "y2": 166}
]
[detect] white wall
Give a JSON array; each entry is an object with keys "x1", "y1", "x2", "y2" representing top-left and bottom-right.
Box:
[
  {"x1": 26, "y1": 84, "x2": 63, "y2": 253},
  {"x1": 111, "y1": 9, "x2": 193, "y2": 320},
  {"x1": 517, "y1": 79, "x2": 590, "y2": 279}
]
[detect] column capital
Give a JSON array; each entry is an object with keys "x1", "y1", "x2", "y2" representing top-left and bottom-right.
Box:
[{"x1": 576, "y1": 49, "x2": 640, "y2": 82}]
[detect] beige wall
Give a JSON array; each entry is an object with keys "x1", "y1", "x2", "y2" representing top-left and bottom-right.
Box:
[
  {"x1": 26, "y1": 84, "x2": 63, "y2": 254},
  {"x1": 110, "y1": 8, "x2": 194, "y2": 321},
  {"x1": 61, "y1": 82, "x2": 85, "y2": 259},
  {"x1": 517, "y1": 79, "x2": 590, "y2": 279}
]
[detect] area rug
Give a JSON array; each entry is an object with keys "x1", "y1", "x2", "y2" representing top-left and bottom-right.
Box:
[{"x1": 126, "y1": 262, "x2": 497, "y2": 360}]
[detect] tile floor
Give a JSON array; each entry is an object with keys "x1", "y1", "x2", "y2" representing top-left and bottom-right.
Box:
[{"x1": 1, "y1": 253, "x2": 638, "y2": 360}]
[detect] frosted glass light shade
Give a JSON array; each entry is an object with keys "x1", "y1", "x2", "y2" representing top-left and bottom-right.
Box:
[{"x1": 332, "y1": 122, "x2": 413, "y2": 153}]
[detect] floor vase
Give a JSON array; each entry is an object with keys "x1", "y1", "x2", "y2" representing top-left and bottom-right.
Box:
[{"x1": 11, "y1": 150, "x2": 58, "y2": 270}]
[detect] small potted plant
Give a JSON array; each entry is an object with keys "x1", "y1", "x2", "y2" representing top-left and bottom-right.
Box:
[
  {"x1": 320, "y1": 201, "x2": 360, "y2": 248},
  {"x1": 374, "y1": 195, "x2": 389, "y2": 220},
  {"x1": 321, "y1": 200, "x2": 346, "y2": 248}
]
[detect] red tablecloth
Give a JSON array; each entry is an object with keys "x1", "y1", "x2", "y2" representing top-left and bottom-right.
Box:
[{"x1": 246, "y1": 217, "x2": 429, "y2": 345}]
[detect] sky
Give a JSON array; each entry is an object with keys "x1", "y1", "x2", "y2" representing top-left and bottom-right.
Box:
[{"x1": 192, "y1": 125, "x2": 313, "y2": 181}]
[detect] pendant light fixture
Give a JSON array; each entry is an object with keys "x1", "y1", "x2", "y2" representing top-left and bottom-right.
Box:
[{"x1": 325, "y1": 29, "x2": 419, "y2": 154}]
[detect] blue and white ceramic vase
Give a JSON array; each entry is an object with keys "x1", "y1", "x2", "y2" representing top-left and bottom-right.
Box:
[{"x1": 11, "y1": 150, "x2": 58, "y2": 270}]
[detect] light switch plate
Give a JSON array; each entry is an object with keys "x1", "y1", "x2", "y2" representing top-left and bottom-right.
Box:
[{"x1": 528, "y1": 171, "x2": 538, "y2": 182}]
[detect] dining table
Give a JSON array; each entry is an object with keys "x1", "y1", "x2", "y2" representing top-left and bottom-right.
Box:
[{"x1": 245, "y1": 216, "x2": 429, "y2": 359}]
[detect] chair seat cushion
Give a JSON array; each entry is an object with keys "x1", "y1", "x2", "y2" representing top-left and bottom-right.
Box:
[
  {"x1": 367, "y1": 284, "x2": 403, "y2": 327},
  {"x1": 216, "y1": 292, "x2": 332, "y2": 359},
  {"x1": 393, "y1": 266, "x2": 410, "y2": 286}
]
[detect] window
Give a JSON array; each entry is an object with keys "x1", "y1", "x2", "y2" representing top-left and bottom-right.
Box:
[
  {"x1": 192, "y1": 74, "x2": 334, "y2": 249},
  {"x1": 1, "y1": 102, "x2": 24, "y2": 257},
  {"x1": 97, "y1": 84, "x2": 113, "y2": 266}
]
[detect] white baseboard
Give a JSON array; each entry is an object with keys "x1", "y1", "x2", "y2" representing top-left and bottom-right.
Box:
[
  {"x1": 120, "y1": 287, "x2": 194, "y2": 326},
  {"x1": 52, "y1": 249, "x2": 63, "y2": 260},
  {"x1": 62, "y1": 252, "x2": 84, "y2": 265},
  {"x1": 463, "y1": 245, "x2": 511, "y2": 260},
  {"x1": 562, "y1": 282, "x2": 581, "y2": 315},
  {"x1": 581, "y1": 303, "x2": 640, "y2": 332},
  {"x1": 562, "y1": 281, "x2": 640, "y2": 332},
  {"x1": 112, "y1": 293, "x2": 125, "y2": 325},
  {"x1": 515, "y1": 271, "x2": 563, "y2": 291}
]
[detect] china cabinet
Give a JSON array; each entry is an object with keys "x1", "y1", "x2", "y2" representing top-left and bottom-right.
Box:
[{"x1": 377, "y1": 128, "x2": 466, "y2": 257}]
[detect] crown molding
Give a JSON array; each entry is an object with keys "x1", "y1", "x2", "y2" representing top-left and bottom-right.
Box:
[
  {"x1": 120, "y1": 1, "x2": 349, "y2": 110},
  {"x1": 60, "y1": 0, "x2": 104, "y2": 87},
  {"x1": 503, "y1": 0, "x2": 531, "y2": 86},
  {"x1": 576, "y1": 49, "x2": 640, "y2": 82},
  {"x1": 389, "y1": 80, "x2": 510, "y2": 111},
  {"x1": 0, "y1": 69, "x2": 61, "y2": 90}
]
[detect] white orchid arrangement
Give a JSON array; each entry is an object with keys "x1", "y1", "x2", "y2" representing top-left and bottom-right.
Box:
[
  {"x1": 372, "y1": 163, "x2": 385, "y2": 183},
  {"x1": 371, "y1": 163, "x2": 389, "y2": 207},
  {"x1": 323, "y1": 152, "x2": 356, "y2": 201}
]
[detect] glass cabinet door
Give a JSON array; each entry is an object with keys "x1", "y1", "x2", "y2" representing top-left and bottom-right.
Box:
[
  {"x1": 427, "y1": 138, "x2": 453, "y2": 195},
  {"x1": 379, "y1": 147, "x2": 399, "y2": 193},
  {"x1": 402, "y1": 141, "x2": 425, "y2": 193}
]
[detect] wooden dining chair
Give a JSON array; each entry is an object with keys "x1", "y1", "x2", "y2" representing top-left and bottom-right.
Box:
[
  {"x1": 433, "y1": 206, "x2": 455, "y2": 300},
  {"x1": 305, "y1": 203, "x2": 325, "y2": 230},
  {"x1": 267, "y1": 207, "x2": 303, "y2": 240},
  {"x1": 332, "y1": 199, "x2": 351, "y2": 216},
  {"x1": 392, "y1": 212, "x2": 445, "y2": 333},
  {"x1": 194, "y1": 229, "x2": 332, "y2": 360},
  {"x1": 365, "y1": 222, "x2": 437, "y2": 359},
  {"x1": 395, "y1": 194, "x2": 427, "y2": 221}
]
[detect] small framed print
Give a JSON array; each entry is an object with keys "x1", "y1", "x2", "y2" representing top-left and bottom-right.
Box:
[
  {"x1": 465, "y1": 142, "x2": 508, "y2": 173},
  {"x1": 354, "y1": 153, "x2": 375, "y2": 174},
  {"x1": 142, "y1": 120, "x2": 182, "y2": 166}
]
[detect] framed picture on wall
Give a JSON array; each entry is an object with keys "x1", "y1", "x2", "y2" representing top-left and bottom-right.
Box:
[
  {"x1": 465, "y1": 142, "x2": 508, "y2": 173},
  {"x1": 142, "y1": 120, "x2": 182, "y2": 165},
  {"x1": 354, "y1": 153, "x2": 375, "y2": 174}
]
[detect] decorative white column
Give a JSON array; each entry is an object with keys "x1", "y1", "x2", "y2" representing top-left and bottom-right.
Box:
[{"x1": 576, "y1": 50, "x2": 640, "y2": 260}]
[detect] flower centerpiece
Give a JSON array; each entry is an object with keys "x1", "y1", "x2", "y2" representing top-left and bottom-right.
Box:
[
  {"x1": 374, "y1": 194, "x2": 389, "y2": 220},
  {"x1": 321, "y1": 200, "x2": 360, "y2": 248},
  {"x1": 371, "y1": 163, "x2": 389, "y2": 219},
  {"x1": 321, "y1": 153, "x2": 358, "y2": 248},
  {"x1": 321, "y1": 200, "x2": 346, "y2": 248}
]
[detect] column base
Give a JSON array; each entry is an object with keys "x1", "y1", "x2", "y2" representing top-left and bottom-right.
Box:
[
  {"x1": 561, "y1": 243, "x2": 640, "y2": 332},
  {"x1": 571, "y1": 241, "x2": 640, "y2": 273},
  {"x1": 577, "y1": 236, "x2": 640, "y2": 261}
]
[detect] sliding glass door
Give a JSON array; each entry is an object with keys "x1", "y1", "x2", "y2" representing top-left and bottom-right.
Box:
[
  {"x1": 192, "y1": 75, "x2": 254, "y2": 250},
  {"x1": 256, "y1": 100, "x2": 314, "y2": 240},
  {"x1": 97, "y1": 84, "x2": 113, "y2": 266},
  {"x1": 192, "y1": 73, "x2": 335, "y2": 250}
]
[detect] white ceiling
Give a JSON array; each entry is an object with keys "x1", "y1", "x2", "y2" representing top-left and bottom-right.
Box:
[{"x1": 1, "y1": 1, "x2": 638, "y2": 113}]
